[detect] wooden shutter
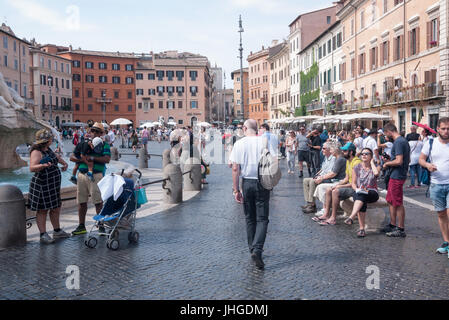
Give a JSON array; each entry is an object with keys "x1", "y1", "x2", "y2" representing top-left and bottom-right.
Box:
[
  {"x1": 393, "y1": 38, "x2": 397, "y2": 61},
  {"x1": 416, "y1": 27, "x2": 420, "y2": 54},
  {"x1": 431, "y1": 69, "x2": 437, "y2": 83},
  {"x1": 437, "y1": 18, "x2": 440, "y2": 46},
  {"x1": 408, "y1": 31, "x2": 412, "y2": 57},
  {"x1": 387, "y1": 40, "x2": 390, "y2": 64},
  {"x1": 427, "y1": 21, "x2": 431, "y2": 49},
  {"x1": 400, "y1": 35, "x2": 404, "y2": 60},
  {"x1": 375, "y1": 47, "x2": 378, "y2": 69},
  {"x1": 424, "y1": 71, "x2": 430, "y2": 83}
]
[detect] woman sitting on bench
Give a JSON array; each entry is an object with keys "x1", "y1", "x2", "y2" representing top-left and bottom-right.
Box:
[{"x1": 344, "y1": 147, "x2": 381, "y2": 237}]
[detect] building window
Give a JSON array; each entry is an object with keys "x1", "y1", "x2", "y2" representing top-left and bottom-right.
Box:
[
  {"x1": 327, "y1": 16, "x2": 331, "y2": 24},
  {"x1": 157, "y1": 86, "x2": 165, "y2": 96},
  {"x1": 75, "y1": 89, "x2": 79, "y2": 97},
  {"x1": 189, "y1": 71, "x2": 198, "y2": 81},
  {"x1": 191, "y1": 101, "x2": 198, "y2": 109},
  {"x1": 115, "y1": 105, "x2": 119, "y2": 112},
  {"x1": 167, "y1": 71, "x2": 174, "y2": 81},
  {"x1": 394, "y1": 35, "x2": 403, "y2": 61},
  {"x1": 88, "y1": 104, "x2": 93, "y2": 111},
  {"x1": 99, "y1": 76, "x2": 108, "y2": 83},
  {"x1": 176, "y1": 71, "x2": 184, "y2": 81},
  {"x1": 150, "y1": 103, "x2": 154, "y2": 109},
  {"x1": 167, "y1": 101, "x2": 174, "y2": 109},
  {"x1": 73, "y1": 60, "x2": 81, "y2": 68},
  {"x1": 190, "y1": 86, "x2": 198, "y2": 96},
  {"x1": 178, "y1": 120, "x2": 183, "y2": 125},
  {"x1": 409, "y1": 27, "x2": 419, "y2": 56},
  {"x1": 128, "y1": 91, "x2": 132, "y2": 99},
  {"x1": 125, "y1": 64, "x2": 133, "y2": 71},
  {"x1": 112, "y1": 63, "x2": 120, "y2": 70},
  {"x1": 85, "y1": 61, "x2": 93, "y2": 69},
  {"x1": 360, "y1": 10, "x2": 365, "y2": 29},
  {"x1": 136, "y1": 89, "x2": 144, "y2": 95},
  {"x1": 125, "y1": 77, "x2": 134, "y2": 84},
  {"x1": 85, "y1": 75, "x2": 94, "y2": 83},
  {"x1": 178, "y1": 101, "x2": 183, "y2": 108},
  {"x1": 428, "y1": 18, "x2": 439, "y2": 48},
  {"x1": 3, "y1": 36, "x2": 7, "y2": 49},
  {"x1": 159, "y1": 101, "x2": 164, "y2": 109},
  {"x1": 149, "y1": 89, "x2": 156, "y2": 95},
  {"x1": 99, "y1": 62, "x2": 107, "y2": 70},
  {"x1": 114, "y1": 91, "x2": 119, "y2": 99},
  {"x1": 87, "y1": 90, "x2": 93, "y2": 98},
  {"x1": 112, "y1": 76, "x2": 120, "y2": 84},
  {"x1": 157, "y1": 71, "x2": 164, "y2": 80},
  {"x1": 3, "y1": 55, "x2": 7, "y2": 67},
  {"x1": 136, "y1": 73, "x2": 143, "y2": 80},
  {"x1": 148, "y1": 73, "x2": 155, "y2": 80},
  {"x1": 75, "y1": 104, "x2": 80, "y2": 111},
  {"x1": 128, "y1": 105, "x2": 132, "y2": 112}
]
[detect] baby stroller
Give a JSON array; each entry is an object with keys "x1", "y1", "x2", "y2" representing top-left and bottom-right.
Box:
[{"x1": 85, "y1": 169, "x2": 143, "y2": 251}]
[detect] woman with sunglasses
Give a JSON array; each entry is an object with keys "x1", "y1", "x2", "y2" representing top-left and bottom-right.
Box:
[
  {"x1": 285, "y1": 131, "x2": 298, "y2": 174},
  {"x1": 344, "y1": 147, "x2": 381, "y2": 237}
]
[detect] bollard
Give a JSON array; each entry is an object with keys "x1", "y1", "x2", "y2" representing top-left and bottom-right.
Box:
[
  {"x1": 183, "y1": 157, "x2": 202, "y2": 191},
  {"x1": 162, "y1": 164, "x2": 183, "y2": 204},
  {"x1": 110, "y1": 147, "x2": 119, "y2": 161},
  {"x1": 162, "y1": 149, "x2": 171, "y2": 169},
  {"x1": 138, "y1": 147, "x2": 149, "y2": 168},
  {"x1": 0, "y1": 185, "x2": 26, "y2": 249}
]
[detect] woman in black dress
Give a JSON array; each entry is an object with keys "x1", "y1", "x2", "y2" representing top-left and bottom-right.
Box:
[{"x1": 29, "y1": 129, "x2": 70, "y2": 244}]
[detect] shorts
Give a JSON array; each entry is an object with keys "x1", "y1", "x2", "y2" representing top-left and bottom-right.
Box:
[
  {"x1": 386, "y1": 178, "x2": 406, "y2": 207},
  {"x1": 77, "y1": 172, "x2": 104, "y2": 205},
  {"x1": 430, "y1": 184, "x2": 449, "y2": 212},
  {"x1": 297, "y1": 150, "x2": 310, "y2": 162},
  {"x1": 142, "y1": 137, "x2": 148, "y2": 145},
  {"x1": 338, "y1": 187, "x2": 355, "y2": 201}
]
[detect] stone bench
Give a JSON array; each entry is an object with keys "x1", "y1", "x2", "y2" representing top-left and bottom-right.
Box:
[{"x1": 340, "y1": 197, "x2": 388, "y2": 232}]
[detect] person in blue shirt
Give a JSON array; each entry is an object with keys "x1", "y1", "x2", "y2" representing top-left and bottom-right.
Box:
[{"x1": 259, "y1": 123, "x2": 279, "y2": 157}]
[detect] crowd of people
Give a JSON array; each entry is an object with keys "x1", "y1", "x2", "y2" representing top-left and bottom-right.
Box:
[{"x1": 26, "y1": 116, "x2": 449, "y2": 269}]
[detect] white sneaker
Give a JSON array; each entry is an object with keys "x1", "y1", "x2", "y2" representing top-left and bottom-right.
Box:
[
  {"x1": 40, "y1": 232, "x2": 55, "y2": 244},
  {"x1": 315, "y1": 209, "x2": 325, "y2": 217},
  {"x1": 53, "y1": 229, "x2": 71, "y2": 239}
]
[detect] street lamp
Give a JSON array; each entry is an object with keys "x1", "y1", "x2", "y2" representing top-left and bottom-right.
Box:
[
  {"x1": 47, "y1": 76, "x2": 53, "y2": 126},
  {"x1": 102, "y1": 90, "x2": 106, "y2": 123},
  {"x1": 238, "y1": 15, "x2": 245, "y2": 120}
]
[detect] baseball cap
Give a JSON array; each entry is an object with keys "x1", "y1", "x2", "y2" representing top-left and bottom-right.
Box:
[
  {"x1": 364, "y1": 128, "x2": 370, "y2": 134},
  {"x1": 378, "y1": 129, "x2": 384, "y2": 134},
  {"x1": 341, "y1": 142, "x2": 356, "y2": 152}
]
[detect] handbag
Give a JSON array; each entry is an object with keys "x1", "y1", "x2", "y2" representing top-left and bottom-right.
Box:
[{"x1": 135, "y1": 187, "x2": 148, "y2": 206}]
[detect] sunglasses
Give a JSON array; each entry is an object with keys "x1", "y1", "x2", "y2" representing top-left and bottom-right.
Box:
[{"x1": 361, "y1": 152, "x2": 372, "y2": 156}]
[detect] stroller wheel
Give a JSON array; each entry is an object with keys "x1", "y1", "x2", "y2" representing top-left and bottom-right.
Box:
[
  {"x1": 107, "y1": 239, "x2": 120, "y2": 251},
  {"x1": 85, "y1": 237, "x2": 98, "y2": 249},
  {"x1": 128, "y1": 231, "x2": 139, "y2": 243},
  {"x1": 111, "y1": 230, "x2": 119, "y2": 240}
]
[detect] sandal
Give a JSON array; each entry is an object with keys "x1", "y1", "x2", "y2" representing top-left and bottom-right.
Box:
[
  {"x1": 319, "y1": 220, "x2": 336, "y2": 226},
  {"x1": 344, "y1": 218, "x2": 354, "y2": 225},
  {"x1": 357, "y1": 229, "x2": 366, "y2": 238},
  {"x1": 312, "y1": 216, "x2": 327, "y2": 222}
]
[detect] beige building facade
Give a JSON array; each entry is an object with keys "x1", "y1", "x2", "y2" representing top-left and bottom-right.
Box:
[
  {"x1": 231, "y1": 68, "x2": 248, "y2": 121},
  {"x1": 267, "y1": 41, "x2": 290, "y2": 120},
  {"x1": 0, "y1": 24, "x2": 32, "y2": 107},
  {"x1": 30, "y1": 47, "x2": 73, "y2": 127},
  {"x1": 135, "y1": 51, "x2": 211, "y2": 127},
  {"x1": 338, "y1": 0, "x2": 445, "y2": 132}
]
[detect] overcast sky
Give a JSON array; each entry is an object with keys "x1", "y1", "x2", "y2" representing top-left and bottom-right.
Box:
[{"x1": 1, "y1": 0, "x2": 333, "y2": 88}]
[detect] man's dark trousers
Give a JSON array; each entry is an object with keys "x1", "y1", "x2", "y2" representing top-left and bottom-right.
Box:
[{"x1": 242, "y1": 179, "x2": 270, "y2": 254}]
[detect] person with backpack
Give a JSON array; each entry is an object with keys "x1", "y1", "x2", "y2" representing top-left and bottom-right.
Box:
[
  {"x1": 419, "y1": 117, "x2": 449, "y2": 256},
  {"x1": 229, "y1": 119, "x2": 275, "y2": 270}
]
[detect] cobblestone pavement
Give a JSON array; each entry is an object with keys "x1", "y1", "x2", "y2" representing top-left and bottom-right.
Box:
[{"x1": 1, "y1": 138, "x2": 449, "y2": 300}]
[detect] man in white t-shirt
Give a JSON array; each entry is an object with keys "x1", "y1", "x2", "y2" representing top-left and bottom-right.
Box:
[
  {"x1": 108, "y1": 129, "x2": 115, "y2": 147},
  {"x1": 353, "y1": 129, "x2": 364, "y2": 156},
  {"x1": 419, "y1": 117, "x2": 449, "y2": 256},
  {"x1": 230, "y1": 119, "x2": 269, "y2": 269},
  {"x1": 362, "y1": 129, "x2": 379, "y2": 162}
]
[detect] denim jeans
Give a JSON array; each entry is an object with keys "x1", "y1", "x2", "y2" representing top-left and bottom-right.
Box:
[
  {"x1": 430, "y1": 184, "x2": 449, "y2": 212},
  {"x1": 409, "y1": 164, "x2": 422, "y2": 186},
  {"x1": 242, "y1": 179, "x2": 270, "y2": 254},
  {"x1": 287, "y1": 151, "x2": 296, "y2": 171},
  {"x1": 310, "y1": 151, "x2": 321, "y2": 176}
]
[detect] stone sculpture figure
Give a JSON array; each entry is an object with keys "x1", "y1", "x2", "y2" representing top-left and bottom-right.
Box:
[{"x1": 0, "y1": 71, "x2": 49, "y2": 169}]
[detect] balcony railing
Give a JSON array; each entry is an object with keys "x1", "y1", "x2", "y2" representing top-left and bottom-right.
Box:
[
  {"x1": 260, "y1": 96, "x2": 268, "y2": 104},
  {"x1": 307, "y1": 102, "x2": 324, "y2": 112},
  {"x1": 382, "y1": 82, "x2": 444, "y2": 104},
  {"x1": 321, "y1": 83, "x2": 333, "y2": 93}
]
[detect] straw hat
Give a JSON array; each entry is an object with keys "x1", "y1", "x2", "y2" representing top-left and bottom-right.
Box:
[
  {"x1": 91, "y1": 122, "x2": 105, "y2": 133},
  {"x1": 35, "y1": 129, "x2": 53, "y2": 144}
]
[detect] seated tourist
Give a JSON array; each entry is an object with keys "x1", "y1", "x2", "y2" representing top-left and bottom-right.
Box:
[
  {"x1": 310, "y1": 143, "x2": 347, "y2": 217},
  {"x1": 313, "y1": 142, "x2": 361, "y2": 225},
  {"x1": 302, "y1": 141, "x2": 340, "y2": 214},
  {"x1": 343, "y1": 148, "x2": 381, "y2": 237}
]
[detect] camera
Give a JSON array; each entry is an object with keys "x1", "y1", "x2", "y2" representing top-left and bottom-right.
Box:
[{"x1": 381, "y1": 152, "x2": 391, "y2": 161}]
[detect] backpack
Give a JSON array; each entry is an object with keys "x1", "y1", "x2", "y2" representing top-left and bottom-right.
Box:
[{"x1": 258, "y1": 137, "x2": 282, "y2": 190}]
